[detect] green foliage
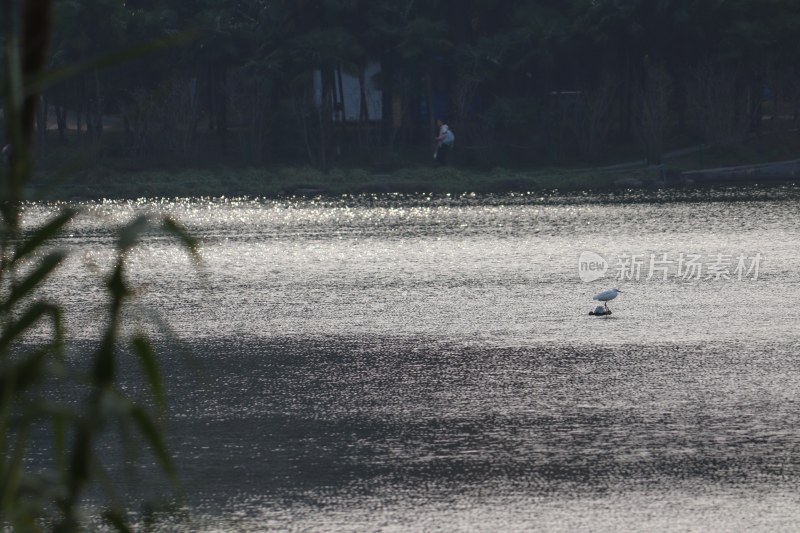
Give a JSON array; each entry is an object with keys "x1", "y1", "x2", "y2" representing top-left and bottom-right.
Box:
[
  {"x1": 0, "y1": 209, "x2": 198, "y2": 531},
  {"x1": 10, "y1": 0, "x2": 800, "y2": 180},
  {"x1": 1, "y1": 3, "x2": 199, "y2": 531}
]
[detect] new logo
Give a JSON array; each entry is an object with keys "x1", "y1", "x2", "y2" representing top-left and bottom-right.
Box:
[{"x1": 578, "y1": 251, "x2": 608, "y2": 282}]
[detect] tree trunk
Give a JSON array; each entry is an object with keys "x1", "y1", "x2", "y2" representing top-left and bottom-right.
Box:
[
  {"x1": 186, "y1": 78, "x2": 200, "y2": 163},
  {"x1": 380, "y1": 51, "x2": 394, "y2": 151},
  {"x1": 619, "y1": 52, "x2": 632, "y2": 139},
  {"x1": 207, "y1": 63, "x2": 215, "y2": 131},
  {"x1": 318, "y1": 67, "x2": 333, "y2": 171},
  {"x1": 333, "y1": 65, "x2": 346, "y2": 158},
  {"x1": 93, "y1": 69, "x2": 103, "y2": 137},
  {"x1": 54, "y1": 86, "x2": 66, "y2": 140},
  {"x1": 77, "y1": 77, "x2": 85, "y2": 134},
  {"x1": 336, "y1": 65, "x2": 346, "y2": 122},
  {"x1": 293, "y1": 91, "x2": 316, "y2": 167},
  {"x1": 36, "y1": 93, "x2": 47, "y2": 155},
  {"x1": 426, "y1": 68, "x2": 436, "y2": 153},
  {"x1": 358, "y1": 61, "x2": 370, "y2": 157},
  {"x1": 216, "y1": 63, "x2": 228, "y2": 155}
]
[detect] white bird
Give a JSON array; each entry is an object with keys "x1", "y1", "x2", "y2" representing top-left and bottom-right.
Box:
[{"x1": 593, "y1": 288, "x2": 622, "y2": 312}]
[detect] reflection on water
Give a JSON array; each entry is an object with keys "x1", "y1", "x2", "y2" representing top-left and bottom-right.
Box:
[{"x1": 27, "y1": 185, "x2": 800, "y2": 531}]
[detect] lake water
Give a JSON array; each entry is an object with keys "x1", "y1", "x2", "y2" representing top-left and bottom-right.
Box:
[{"x1": 27, "y1": 186, "x2": 800, "y2": 531}]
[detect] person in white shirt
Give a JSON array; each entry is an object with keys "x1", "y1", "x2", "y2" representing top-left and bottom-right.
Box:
[{"x1": 434, "y1": 119, "x2": 454, "y2": 164}]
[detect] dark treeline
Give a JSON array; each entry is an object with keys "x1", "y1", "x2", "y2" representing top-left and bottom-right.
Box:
[{"x1": 7, "y1": 0, "x2": 800, "y2": 172}]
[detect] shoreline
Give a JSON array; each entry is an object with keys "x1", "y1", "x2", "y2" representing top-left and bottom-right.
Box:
[{"x1": 27, "y1": 158, "x2": 800, "y2": 202}]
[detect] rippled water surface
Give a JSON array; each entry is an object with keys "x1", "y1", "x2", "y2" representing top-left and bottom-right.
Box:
[{"x1": 29, "y1": 186, "x2": 800, "y2": 531}]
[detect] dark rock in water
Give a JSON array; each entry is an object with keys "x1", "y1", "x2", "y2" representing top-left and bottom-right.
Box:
[{"x1": 589, "y1": 305, "x2": 612, "y2": 316}]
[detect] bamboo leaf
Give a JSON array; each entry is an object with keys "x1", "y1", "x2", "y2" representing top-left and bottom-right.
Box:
[
  {"x1": 106, "y1": 262, "x2": 131, "y2": 302},
  {"x1": 67, "y1": 425, "x2": 93, "y2": 499},
  {"x1": 117, "y1": 215, "x2": 152, "y2": 251},
  {"x1": 161, "y1": 217, "x2": 200, "y2": 261},
  {"x1": 3, "y1": 251, "x2": 67, "y2": 312},
  {"x1": 103, "y1": 509, "x2": 133, "y2": 533},
  {"x1": 130, "y1": 406, "x2": 175, "y2": 479},
  {"x1": 2, "y1": 35, "x2": 29, "y2": 222},
  {"x1": 0, "y1": 302, "x2": 60, "y2": 352},
  {"x1": 53, "y1": 411, "x2": 67, "y2": 480},
  {"x1": 13, "y1": 349, "x2": 48, "y2": 388},
  {"x1": 93, "y1": 332, "x2": 118, "y2": 388},
  {"x1": 11, "y1": 209, "x2": 76, "y2": 266},
  {"x1": 1, "y1": 427, "x2": 30, "y2": 524},
  {"x1": 0, "y1": 349, "x2": 49, "y2": 400},
  {"x1": 131, "y1": 336, "x2": 165, "y2": 411}
]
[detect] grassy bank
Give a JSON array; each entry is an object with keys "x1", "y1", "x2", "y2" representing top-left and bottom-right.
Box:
[
  {"x1": 29, "y1": 164, "x2": 660, "y2": 201},
  {"x1": 26, "y1": 129, "x2": 800, "y2": 200}
]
